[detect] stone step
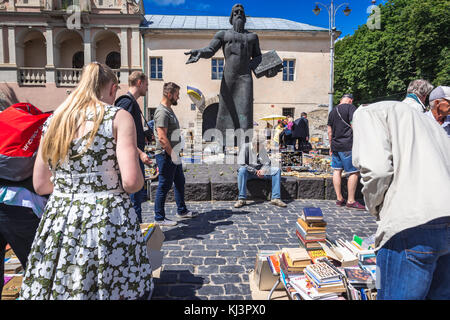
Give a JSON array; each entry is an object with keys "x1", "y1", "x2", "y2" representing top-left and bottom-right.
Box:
[{"x1": 146, "y1": 175, "x2": 363, "y2": 203}]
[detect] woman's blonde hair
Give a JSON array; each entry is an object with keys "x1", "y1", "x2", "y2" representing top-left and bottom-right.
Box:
[{"x1": 41, "y1": 62, "x2": 118, "y2": 168}]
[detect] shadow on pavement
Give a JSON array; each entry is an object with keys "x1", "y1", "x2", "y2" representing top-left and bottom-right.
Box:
[
  {"x1": 162, "y1": 209, "x2": 250, "y2": 242},
  {"x1": 152, "y1": 270, "x2": 204, "y2": 300}
]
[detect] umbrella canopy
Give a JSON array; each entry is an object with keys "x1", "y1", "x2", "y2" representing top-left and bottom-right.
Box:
[{"x1": 259, "y1": 114, "x2": 286, "y2": 121}]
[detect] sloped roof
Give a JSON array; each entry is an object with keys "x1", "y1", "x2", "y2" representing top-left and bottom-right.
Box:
[{"x1": 141, "y1": 15, "x2": 328, "y2": 32}]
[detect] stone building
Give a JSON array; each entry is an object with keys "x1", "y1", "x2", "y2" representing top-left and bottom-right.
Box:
[
  {"x1": 141, "y1": 15, "x2": 331, "y2": 142},
  {"x1": 0, "y1": 5, "x2": 331, "y2": 141},
  {"x1": 0, "y1": 0, "x2": 144, "y2": 110}
]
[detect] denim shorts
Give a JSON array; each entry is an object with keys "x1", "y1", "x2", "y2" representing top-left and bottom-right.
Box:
[{"x1": 331, "y1": 151, "x2": 359, "y2": 173}]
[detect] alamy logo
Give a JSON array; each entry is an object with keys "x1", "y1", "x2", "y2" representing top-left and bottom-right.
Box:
[
  {"x1": 67, "y1": 5, "x2": 81, "y2": 30},
  {"x1": 366, "y1": 4, "x2": 381, "y2": 30}
]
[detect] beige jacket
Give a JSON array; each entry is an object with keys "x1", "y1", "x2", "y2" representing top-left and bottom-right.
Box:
[{"x1": 352, "y1": 100, "x2": 450, "y2": 250}]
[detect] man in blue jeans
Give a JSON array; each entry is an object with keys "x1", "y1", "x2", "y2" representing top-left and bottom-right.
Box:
[
  {"x1": 235, "y1": 137, "x2": 287, "y2": 208},
  {"x1": 153, "y1": 82, "x2": 199, "y2": 226},
  {"x1": 115, "y1": 71, "x2": 152, "y2": 224},
  {"x1": 352, "y1": 90, "x2": 450, "y2": 299}
]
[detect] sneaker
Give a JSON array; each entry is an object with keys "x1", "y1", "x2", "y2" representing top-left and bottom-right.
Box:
[
  {"x1": 234, "y1": 199, "x2": 247, "y2": 208},
  {"x1": 155, "y1": 218, "x2": 178, "y2": 227},
  {"x1": 176, "y1": 211, "x2": 200, "y2": 220},
  {"x1": 270, "y1": 199, "x2": 287, "y2": 207},
  {"x1": 346, "y1": 201, "x2": 366, "y2": 210},
  {"x1": 336, "y1": 199, "x2": 346, "y2": 207}
]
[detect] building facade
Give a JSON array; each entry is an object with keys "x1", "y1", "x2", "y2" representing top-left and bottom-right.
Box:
[
  {"x1": 0, "y1": 0, "x2": 143, "y2": 111},
  {"x1": 0, "y1": 6, "x2": 331, "y2": 140},
  {"x1": 141, "y1": 15, "x2": 331, "y2": 141}
]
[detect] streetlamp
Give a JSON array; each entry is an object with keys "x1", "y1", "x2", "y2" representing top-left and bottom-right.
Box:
[{"x1": 313, "y1": 1, "x2": 351, "y2": 114}]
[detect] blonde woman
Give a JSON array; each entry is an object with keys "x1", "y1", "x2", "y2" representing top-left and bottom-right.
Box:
[{"x1": 20, "y1": 62, "x2": 152, "y2": 300}]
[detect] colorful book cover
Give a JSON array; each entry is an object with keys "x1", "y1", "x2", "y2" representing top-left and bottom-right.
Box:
[
  {"x1": 267, "y1": 254, "x2": 281, "y2": 274},
  {"x1": 344, "y1": 267, "x2": 372, "y2": 284}
]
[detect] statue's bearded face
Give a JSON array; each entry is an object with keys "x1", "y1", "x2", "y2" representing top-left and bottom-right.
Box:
[{"x1": 232, "y1": 7, "x2": 246, "y2": 30}]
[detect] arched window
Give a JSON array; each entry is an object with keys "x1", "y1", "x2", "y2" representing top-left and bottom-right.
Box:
[
  {"x1": 105, "y1": 51, "x2": 121, "y2": 69},
  {"x1": 72, "y1": 51, "x2": 84, "y2": 69}
]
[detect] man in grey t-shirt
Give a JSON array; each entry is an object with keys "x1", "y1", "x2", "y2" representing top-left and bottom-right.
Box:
[{"x1": 153, "y1": 82, "x2": 199, "y2": 227}]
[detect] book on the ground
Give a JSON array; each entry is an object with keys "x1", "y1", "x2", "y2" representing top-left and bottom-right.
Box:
[{"x1": 302, "y1": 207, "x2": 324, "y2": 222}]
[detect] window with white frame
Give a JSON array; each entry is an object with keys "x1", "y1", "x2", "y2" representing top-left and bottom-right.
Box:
[
  {"x1": 211, "y1": 58, "x2": 224, "y2": 80},
  {"x1": 150, "y1": 57, "x2": 163, "y2": 80},
  {"x1": 283, "y1": 59, "x2": 295, "y2": 81}
]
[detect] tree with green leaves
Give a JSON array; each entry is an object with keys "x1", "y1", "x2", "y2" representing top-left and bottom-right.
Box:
[{"x1": 334, "y1": 0, "x2": 449, "y2": 105}]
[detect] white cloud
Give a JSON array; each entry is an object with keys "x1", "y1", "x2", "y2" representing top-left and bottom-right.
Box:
[{"x1": 151, "y1": 0, "x2": 186, "y2": 6}]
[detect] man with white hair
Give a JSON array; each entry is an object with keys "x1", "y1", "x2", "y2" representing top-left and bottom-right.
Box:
[
  {"x1": 235, "y1": 135, "x2": 287, "y2": 208},
  {"x1": 403, "y1": 79, "x2": 434, "y2": 113},
  {"x1": 425, "y1": 86, "x2": 450, "y2": 136},
  {"x1": 352, "y1": 95, "x2": 450, "y2": 299}
]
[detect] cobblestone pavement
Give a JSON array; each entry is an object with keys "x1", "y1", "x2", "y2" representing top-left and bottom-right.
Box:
[{"x1": 142, "y1": 200, "x2": 378, "y2": 300}]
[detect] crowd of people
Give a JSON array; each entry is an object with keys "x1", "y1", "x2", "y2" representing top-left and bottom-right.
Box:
[
  {"x1": 0, "y1": 60, "x2": 448, "y2": 300},
  {"x1": 268, "y1": 113, "x2": 311, "y2": 152}
]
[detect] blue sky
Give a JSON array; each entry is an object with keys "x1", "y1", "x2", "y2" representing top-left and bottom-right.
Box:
[{"x1": 143, "y1": 0, "x2": 388, "y2": 38}]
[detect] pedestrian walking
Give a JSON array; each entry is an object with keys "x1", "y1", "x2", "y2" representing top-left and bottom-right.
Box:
[{"x1": 115, "y1": 71, "x2": 152, "y2": 223}]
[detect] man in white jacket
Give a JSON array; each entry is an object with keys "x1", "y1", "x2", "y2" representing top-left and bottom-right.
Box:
[{"x1": 352, "y1": 98, "x2": 450, "y2": 300}]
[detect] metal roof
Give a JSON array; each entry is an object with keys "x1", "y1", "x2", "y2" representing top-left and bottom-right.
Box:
[{"x1": 141, "y1": 15, "x2": 328, "y2": 32}]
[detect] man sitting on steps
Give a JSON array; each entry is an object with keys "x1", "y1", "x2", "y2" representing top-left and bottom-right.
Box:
[{"x1": 235, "y1": 135, "x2": 287, "y2": 208}]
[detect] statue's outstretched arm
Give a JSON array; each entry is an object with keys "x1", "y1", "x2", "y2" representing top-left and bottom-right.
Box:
[{"x1": 185, "y1": 31, "x2": 224, "y2": 64}]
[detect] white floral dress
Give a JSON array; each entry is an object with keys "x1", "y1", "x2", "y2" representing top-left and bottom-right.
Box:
[{"x1": 20, "y1": 105, "x2": 152, "y2": 300}]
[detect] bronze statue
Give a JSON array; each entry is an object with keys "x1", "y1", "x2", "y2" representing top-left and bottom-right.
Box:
[{"x1": 185, "y1": 4, "x2": 281, "y2": 146}]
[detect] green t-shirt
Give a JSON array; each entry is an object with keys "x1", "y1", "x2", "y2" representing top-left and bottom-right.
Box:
[{"x1": 153, "y1": 104, "x2": 181, "y2": 155}]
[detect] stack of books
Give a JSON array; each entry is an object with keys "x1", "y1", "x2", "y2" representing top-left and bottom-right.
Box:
[
  {"x1": 279, "y1": 247, "x2": 312, "y2": 274},
  {"x1": 288, "y1": 274, "x2": 344, "y2": 300},
  {"x1": 296, "y1": 207, "x2": 327, "y2": 250},
  {"x1": 304, "y1": 261, "x2": 346, "y2": 294}
]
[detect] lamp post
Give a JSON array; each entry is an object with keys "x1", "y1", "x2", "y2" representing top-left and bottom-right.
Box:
[{"x1": 313, "y1": 1, "x2": 351, "y2": 114}]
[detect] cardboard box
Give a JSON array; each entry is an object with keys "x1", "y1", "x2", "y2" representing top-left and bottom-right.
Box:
[
  {"x1": 140, "y1": 224, "x2": 165, "y2": 278},
  {"x1": 249, "y1": 270, "x2": 289, "y2": 300},
  {"x1": 253, "y1": 250, "x2": 284, "y2": 291}
]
